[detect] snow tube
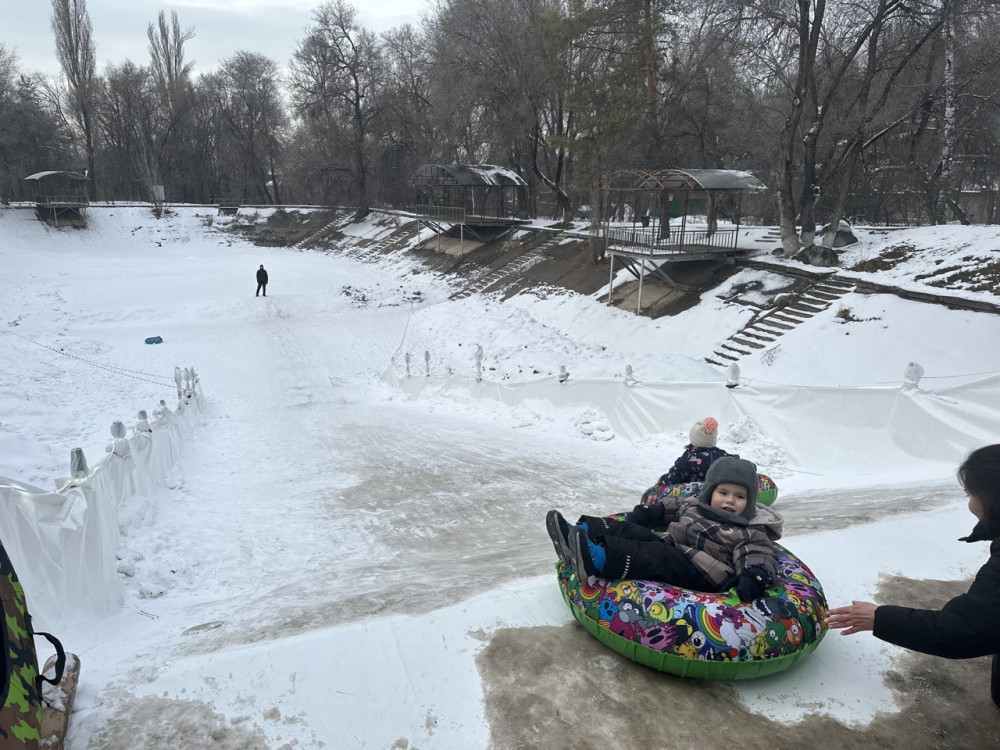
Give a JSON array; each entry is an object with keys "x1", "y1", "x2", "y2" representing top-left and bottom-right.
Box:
[
  {"x1": 641, "y1": 474, "x2": 778, "y2": 508},
  {"x1": 556, "y1": 540, "x2": 827, "y2": 680},
  {"x1": 144, "y1": 336, "x2": 163, "y2": 345}
]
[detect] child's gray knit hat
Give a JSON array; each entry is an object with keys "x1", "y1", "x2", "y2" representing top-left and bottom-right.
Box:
[{"x1": 697, "y1": 456, "x2": 759, "y2": 523}]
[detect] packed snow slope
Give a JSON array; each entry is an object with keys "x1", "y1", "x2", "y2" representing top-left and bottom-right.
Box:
[{"x1": 2, "y1": 205, "x2": 999, "y2": 749}]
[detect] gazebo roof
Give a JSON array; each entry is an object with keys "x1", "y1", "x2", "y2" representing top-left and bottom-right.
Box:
[
  {"x1": 415, "y1": 164, "x2": 526, "y2": 188},
  {"x1": 602, "y1": 168, "x2": 767, "y2": 192},
  {"x1": 24, "y1": 170, "x2": 89, "y2": 182}
]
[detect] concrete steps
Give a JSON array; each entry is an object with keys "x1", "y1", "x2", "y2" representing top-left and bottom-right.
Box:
[
  {"x1": 293, "y1": 209, "x2": 354, "y2": 249},
  {"x1": 449, "y1": 232, "x2": 564, "y2": 301},
  {"x1": 706, "y1": 275, "x2": 857, "y2": 368}
]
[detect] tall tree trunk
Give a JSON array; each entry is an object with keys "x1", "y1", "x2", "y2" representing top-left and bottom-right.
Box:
[
  {"x1": 640, "y1": 0, "x2": 660, "y2": 157},
  {"x1": 935, "y1": 10, "x2": 956, "y2": 224}
]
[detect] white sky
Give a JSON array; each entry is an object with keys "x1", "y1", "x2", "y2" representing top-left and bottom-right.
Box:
[
  {"x1": 2, "y1": 206, "x2": 1000, "y2": 746},
  {"x1": 0, "y1": 0, "x2": 430, "y2": 77}
]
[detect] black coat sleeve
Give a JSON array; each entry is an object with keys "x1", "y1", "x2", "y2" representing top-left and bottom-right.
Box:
[{"x1": 873, "y1": 549, "x2": 1000, "y2": 659}]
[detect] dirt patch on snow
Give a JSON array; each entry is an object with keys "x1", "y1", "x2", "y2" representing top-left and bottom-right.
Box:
[
  {"x1": 849, "y1": 242, "x2": 918, "y2": 273},
  {"x1": 478, "y1": 573, "x2": 999, "y2": 749},
  {"x1": 88, "y1": 697, "x2": 279, "y2": 750},
  {"x1": 916, "y1": 257, "x2": 1000, "y2": 294}
]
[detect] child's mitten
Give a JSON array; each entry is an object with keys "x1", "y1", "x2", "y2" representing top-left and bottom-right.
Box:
[{"x1": 735, "y1": 566, "x2": 769, "y2": 601}]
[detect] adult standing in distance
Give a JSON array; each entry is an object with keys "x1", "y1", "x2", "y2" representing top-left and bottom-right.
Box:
[
  {"x1": 256, "y1": 264, "x2": 268, "y2": 297},
  {"x1": 827, "y1": 444, "x2": 1000, "y2": 707}
]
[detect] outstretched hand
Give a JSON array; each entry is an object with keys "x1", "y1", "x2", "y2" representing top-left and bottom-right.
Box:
[{"x1": 826, "y1": 601, "x2": 878, "y2": 635}]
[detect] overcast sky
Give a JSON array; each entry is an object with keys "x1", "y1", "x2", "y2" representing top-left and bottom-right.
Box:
[{"x1": 1, "y1": 0, "x2": 429, "y2": 77}]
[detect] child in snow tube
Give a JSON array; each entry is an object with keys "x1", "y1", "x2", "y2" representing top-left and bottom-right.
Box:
[
  {"x1": 655, "y1": 417, "x2": 731, "y2": 487},
  {"x1": 546, "y1": 457, "x2": 826, "y2": 678},
  {"x1": 644, "y1": 417, "x2": 778, "y2": 507},
  {"x1": 552, "y1": 457, "x2": 781, "y2": 602}
]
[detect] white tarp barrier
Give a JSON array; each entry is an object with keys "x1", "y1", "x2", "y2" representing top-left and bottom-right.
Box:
[
  {"x1": 383, "y1": 370, "x2": 1000, "y2": 471},
  {"x1": 0, "y1": 392, "x2": 202, "y2": 625}
]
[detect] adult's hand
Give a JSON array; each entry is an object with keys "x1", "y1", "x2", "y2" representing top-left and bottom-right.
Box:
[{"x1": 826, "y1": 601, "x2": 878, "y2": 635}]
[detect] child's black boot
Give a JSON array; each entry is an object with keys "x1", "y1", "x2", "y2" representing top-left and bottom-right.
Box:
[
  {"x1": 569, "y1": 526, "x2": 606, "y2": 579},
  {"x1": 545, "y1": 510, "x2": 572, "y2": 566}
]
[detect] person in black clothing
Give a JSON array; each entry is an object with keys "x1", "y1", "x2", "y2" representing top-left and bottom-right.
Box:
[
  {"x1": 827, "y1": 443, "x2": 1000, "y2": 707},
  {"x1": 256, "y1": 264, "x2": 268, "y2": 297}
]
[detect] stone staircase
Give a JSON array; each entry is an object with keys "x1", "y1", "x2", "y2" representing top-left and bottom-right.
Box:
[
  {"x1": 359, "y1": 221, "x2": 420, "y2": 256},
  {"x1": 320, "y1": 219, "x2": 419, "y2": 263},
  {"x1": 293, "y1": 208, "x2": 355, "y2": 249},
  {"x1": 449, "y1": 231, "x2": 564, "y2": 301},
  {"x1": 754, "y1": 227, "x2": 783, "y2": 247},
  {"x1": 706, "y1": 276, "x2": 856, "y2": 367}
]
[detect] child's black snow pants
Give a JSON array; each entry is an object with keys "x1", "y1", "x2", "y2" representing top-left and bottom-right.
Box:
[{"x1": 576, "y1": 515, "x2": 714, "y2": 591}]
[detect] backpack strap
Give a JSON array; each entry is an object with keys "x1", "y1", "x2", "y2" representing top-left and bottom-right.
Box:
[{"x1": 35, "y1": 631, "x2": 66, "y2": 690}]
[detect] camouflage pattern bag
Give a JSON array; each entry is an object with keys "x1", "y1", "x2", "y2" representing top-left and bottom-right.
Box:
[{"x1": 0, "y1": 539, "x2": 46, "y2": 749}]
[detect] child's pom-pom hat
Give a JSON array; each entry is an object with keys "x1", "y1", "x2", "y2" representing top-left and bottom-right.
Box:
[{"x1": 690, "y1": 417, "x2": 719, "y2": 448}]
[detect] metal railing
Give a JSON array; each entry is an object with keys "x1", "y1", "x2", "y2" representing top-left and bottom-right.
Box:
[
  {"x1": 34, "y1": 195, "x2": 90, "y2": 206},
  {"x1": 414, "y1": 204, "x2": 466, "y2": 223},
  {"x1": 605, "y1": 226, "x2": 737, "y2": 254}
]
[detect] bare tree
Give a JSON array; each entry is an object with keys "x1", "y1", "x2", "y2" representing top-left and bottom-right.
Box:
[
  {"x1": 51, "y1": 0, "x2": 98, "y2": 196},
  {"x1": 0, "y1": 48, "x2": 73, "y2": 201},
  {"x1": 290, "y1": 0, "x2": 384, "y2": 214},
  {"x1": 97, "y1": 61, "x2": 160, "y2": 204},
  {"x1": 215, "y1": 52, "x2": 287, "y2": 204},
  {"x1": 147, "y1": 10, "x2": 196, "y2": 204}
]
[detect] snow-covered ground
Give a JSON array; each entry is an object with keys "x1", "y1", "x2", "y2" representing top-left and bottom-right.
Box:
[{"x1": 2, "y1": 205, "x2": 999, "y2": 748}]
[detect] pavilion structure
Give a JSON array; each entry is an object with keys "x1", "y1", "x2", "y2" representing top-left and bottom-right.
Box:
[
  {"x1": 24, "y1": 171, "x2": 90, "y2": 228},
  {"x1": 413, "y1": 164, "x2": 531, "y2": 244},
  {"x1": 595, "y1": 168, "x2": 767, "y2": 309}
]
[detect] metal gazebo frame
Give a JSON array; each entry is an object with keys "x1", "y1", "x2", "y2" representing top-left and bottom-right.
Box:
[
  {"x1": 24, "y1": 170, "x2": 91, "y2": 228},
  {"x1": 413, "y1": 164, "x2": 531, "y2": 243},
  {"x1": 595, "y1": 168, "x2": 767, "y2": 309}
]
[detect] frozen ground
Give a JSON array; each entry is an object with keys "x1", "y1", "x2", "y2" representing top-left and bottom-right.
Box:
[{"x1": 2, "y1": 206, "x2": 999, "y2": 748}]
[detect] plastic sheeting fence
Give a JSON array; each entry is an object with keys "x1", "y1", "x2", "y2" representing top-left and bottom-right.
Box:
[
  {"x1": 0, "y1": 388, "x2": 203, "y2": 626},
  {"x1": 383, "y1": 370, "x2": 1000, "y2": 475}
]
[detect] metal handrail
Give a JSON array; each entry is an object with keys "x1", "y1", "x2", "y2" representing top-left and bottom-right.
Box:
[
  {"x1": 34, "y1": 195, "x2": 90, "y2": 206},
  {"x1": 605, "y1": 226, "x2": 737, "y2": 254},
  {"x1": 414, "y1": 204, "x2": 466, "y2": 223}
]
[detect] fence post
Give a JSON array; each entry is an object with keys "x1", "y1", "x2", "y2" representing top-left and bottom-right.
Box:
[
  {"x1": 726, "y1": 363, "x2": 741, "y2": 389},
  {"x1": 174, "y1": 366, "x2": 183, "y2": 399},
  {"x1": 70, "y1": 447, "x2": 89, "y2": 479},
  {"x1": 903, "y1": 361, "x2": 924, "y2": 389},
  {"x1": 424, "y1": 350, "x2": 431, "y2": 377}
]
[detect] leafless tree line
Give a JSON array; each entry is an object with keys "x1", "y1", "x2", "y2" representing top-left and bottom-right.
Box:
[{"x1": 1, "y1": 0, "x2": 999, "y2": 249}]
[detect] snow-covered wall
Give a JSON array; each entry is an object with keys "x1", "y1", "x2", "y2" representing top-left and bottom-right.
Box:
[
  {"x1": 383, "y1": 370, "x2": 1000, "y2": 474},
  {"x1": 0, "y1": 382, "x2": 203, "y2": 624}
]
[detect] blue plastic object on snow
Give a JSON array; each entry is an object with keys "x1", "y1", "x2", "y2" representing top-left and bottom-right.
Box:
[{"x1": 144, "y1": 336, "x2": 163, "y2": 345}]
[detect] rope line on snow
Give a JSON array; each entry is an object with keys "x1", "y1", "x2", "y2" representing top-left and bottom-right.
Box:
[
  {"x1": 390, "y1": 301, "x2": 416, "y2": 365},
  {"x1": 922, "y1": 369, "x2": 1000, "y2": 380},
  {"x1": 741, "y1": 376, "x2": 905, "y2": 388},
  {"x1": 2, "y1": 328, "x2": 176, "y2": 386}
]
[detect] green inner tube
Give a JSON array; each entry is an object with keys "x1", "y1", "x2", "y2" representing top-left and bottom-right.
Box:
[{"x1": 557, "y1": 543, "x2": 828, "y2": 680}]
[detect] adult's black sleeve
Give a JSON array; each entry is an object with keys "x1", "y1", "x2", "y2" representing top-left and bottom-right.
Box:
[{"x1": 873, "y1": 554, "x2": 1000, "y2": 659}]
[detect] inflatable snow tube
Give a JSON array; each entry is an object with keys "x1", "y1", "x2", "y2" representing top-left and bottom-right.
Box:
[
  {"x1": 641, "y1": 474, "x2": 778, "y2": 508},
  {"x1": 556, "y1": 542, "x2": 827, "y2": 680}
]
